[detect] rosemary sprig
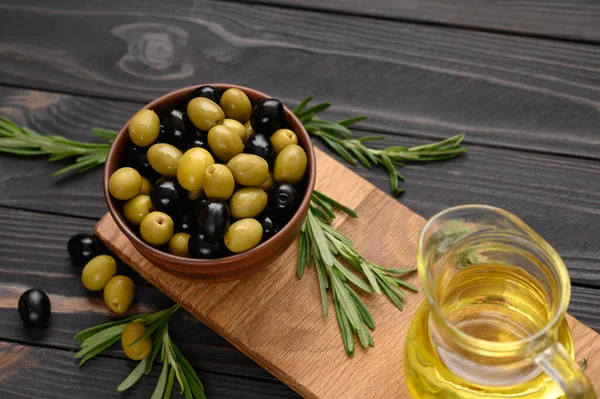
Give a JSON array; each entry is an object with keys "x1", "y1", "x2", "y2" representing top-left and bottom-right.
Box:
[
  {"x1": 0, "y1": 116, "x2": 115, "y2": 176},
  {"x1": 294, "y1": 97, "x2": 467, "y2": 195},
  {"x1": 298, "y1": 190, "x2": 417, "y2": 356},
  {"x1": 74, "y1": 305, "x2": 206, "y2": 399}
]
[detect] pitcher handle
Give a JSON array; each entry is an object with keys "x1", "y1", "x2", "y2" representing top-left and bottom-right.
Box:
[{"x1": 535, "y1": 343, "x2": 596, "y2": 399}]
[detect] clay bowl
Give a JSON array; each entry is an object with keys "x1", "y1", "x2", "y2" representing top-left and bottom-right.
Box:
[{"x1": 103, "y1": 84, "x2": 316, "y2": 282}]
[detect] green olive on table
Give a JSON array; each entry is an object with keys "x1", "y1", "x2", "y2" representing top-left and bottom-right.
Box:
[
  {"x1": 224, "y1": 218, "x2": 263, "y2": 253},
  {"x1": 168, "y1": 232, "x2": 191, "y2": 257},
  {"x1": 81, "y1": 255, "x2": 117, "y2": 291},
  {"x1": 220, "y1": 88, "x2": 252, "y2": 123},
  {"x1": 207, "y1": 125, "x2": 244, "y2": 162},
  {"x1": 123, "y1": 195, "x2": 153, "y2": 226},
  {"x1": 109, "y1": 167, "x2": 142, "y2": 200},
  {"x1": 128, "y1": 109, "x2": 160, "y2": 147},
  {"x1": 273, "y1": 144, "x2": 307, "y2": 184},
  {"x1": 147, "y1": 143, "x2": 182, "y2": 178},
  {"x1": 229, "y1": 188, "x2": 268, "y2": 219},
  {"x1": 139, "y1": 177, "x2": 152, "y2": 196},
  {"x1": 203, "y1": 164, "x2": 235, "y2": 200},
  {"x1": 104, "y1": 275, "x2": 135, "y2": 314},
  {"x1": 140, "y1": 211, "x2": 174, "y2": 246},
  {"x1": 176, "y1": 147, "x2": 215, "y2": 191},
  {"x1": 271, "y1": 129, "x2": 298, "y2": 154},
  {"x1": 244, "y1": 121, "x2": 254, "y2": 142},
  {"x1": 121, "y1": 322, "x2": 152, "y2": 361},
  {"x1": 187, "y1": 97, "x2": 225, "y2": 131},
  {"x1": 259, "y1": 172, "x2": 274, "y2": 191},
  {"x1": 227, "y1": 154, "x2": 269, "y2": 186},
  {"x1": 222, "y1": 119, "x2": 247, "y2": 142}
]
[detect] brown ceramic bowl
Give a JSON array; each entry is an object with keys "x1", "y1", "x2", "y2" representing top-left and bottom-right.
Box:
[{"x1": 103, "y1": 84, "x2": 316, "y2": 282}]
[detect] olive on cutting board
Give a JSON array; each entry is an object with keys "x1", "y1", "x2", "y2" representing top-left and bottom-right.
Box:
[{"x1": 109, "y1": 86, "x2": 310, "y2": 259}]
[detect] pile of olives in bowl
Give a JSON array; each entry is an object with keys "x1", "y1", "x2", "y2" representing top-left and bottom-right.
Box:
[{"x1": 107, "y1": 85, "x2": 309, "y2": 260}]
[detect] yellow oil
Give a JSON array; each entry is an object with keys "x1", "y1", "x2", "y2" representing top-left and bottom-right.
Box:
[{"x1": 404, "y1": 264, "x2": 574, "y2": 398}]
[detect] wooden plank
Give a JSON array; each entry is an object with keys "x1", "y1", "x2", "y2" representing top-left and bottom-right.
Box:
[
  {"x1": 94, "y1": 148, "x2": 600, "y2": 398},
  {"x1": 0, "y1": 207, "x2": 290, "y2": 385},
  {"x1": 0, "y1": 341, "x2": 299, "y2": 398},
  {"x1": 1, "y1": 87, "x2": 600, "y2": 287},
  {"x1": 0, "y1": 1, "x2": 600, "y2": 157},
  {"x1": 244, "y1": 0, "x2": 600, "y2": 43}
]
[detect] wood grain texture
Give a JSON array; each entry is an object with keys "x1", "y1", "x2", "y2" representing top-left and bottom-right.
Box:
[
  {"x1": 95, "y1": 148, "x2": 600, "y2": 399},
  {"x1": 1, "y1": 86, "x2": 600, "y2": 288},
  {"x1": 239, "y1": 0, "x2": 600, "y2": 43},
  {"x1": 0, "y1": 341, "x2": 299, "y2": 398},
  {"x1": 0, "y1": 207, "x2": 295, "y2": 390},
  {"x1": 0, "y1": 1, "x2": 600, "y2": 157}
]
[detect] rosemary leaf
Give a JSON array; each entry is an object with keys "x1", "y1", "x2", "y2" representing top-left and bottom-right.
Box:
[{"x1": 117, "y1": 358, "x2": 148, "y2": 392}]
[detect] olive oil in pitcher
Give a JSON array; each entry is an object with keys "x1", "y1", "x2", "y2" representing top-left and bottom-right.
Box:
[{"x1": 404, "y1": 206, "x2": 595, "y2": 399}]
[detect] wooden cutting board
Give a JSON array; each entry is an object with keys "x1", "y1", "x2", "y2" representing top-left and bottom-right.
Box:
[{"x1": 94, "y1": 148, "x2": 600, "y2": 398}]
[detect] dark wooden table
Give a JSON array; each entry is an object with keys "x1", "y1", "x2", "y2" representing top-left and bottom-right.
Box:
[{"x1": 1, "y1": 1, "x2": 599, "y2": 397}]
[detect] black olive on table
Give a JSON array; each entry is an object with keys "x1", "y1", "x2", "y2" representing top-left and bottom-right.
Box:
[
  {"x1": 256, "y1": 211, "x2": 277, "y2": 241},
  {"x1": 269, "y1": 183, "x2": 300, "y2": 223},
  {"x1": 18, "y1": 289, "x2": 51, "y2": 327},
  {"x1": 67, "y1": 233, "x2": 105, "y2": 265},
  {"x1": 196, "y1": 200, "x2": 230, "y2": 242},
  {"x1": 244, "y1": 133, "x2": 274, "y2": 166},
  {"x1": 149, "y1": 180, "x2": 186, "y2": 215},
  {"x1": 187, "y1": 85, "x2": 221, "y2": 105},
  {"x1": 160, "y1": 109, "x2": 195, "y2": 149},
  {"x1": 250, "y1": 99, "x2": 283, "y2": 135},
  {"x1": 188, "y1": 232, "x2": 226, "y2": 259}
]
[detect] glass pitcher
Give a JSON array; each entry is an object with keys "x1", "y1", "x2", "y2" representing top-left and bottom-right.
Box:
[{"x1": 404, "y1": 205, "x2": 596, "y2": 399}]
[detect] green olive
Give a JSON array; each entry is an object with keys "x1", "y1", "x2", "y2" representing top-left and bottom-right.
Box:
[
  {"x1": 187, "y1": 97, "x2": 225, "y2": 131},
  {"x1": 227, "y1": 154, "x2": 269, "y2": 186},
  {"x1": 271, "y1": 129, "x2": 298, "y2": 154},
  {"x1": 222, "y1": 119, "x2": 247, "y2": 142},
  {"x1": 139, "y1": 177, "x2": 152, "y2": 196},
  {"x1": 81, "y1": 255, "x2": 117, "y2": 291},
  {"x1": 140, "y1": 211, "x2": 174, "y2": 246},
  {"x1": 244, "y1": 121, "x2": 254, "y2": 142},
  {"x1": 273, "y1": 144, "x2": 307, "y2": 184},
  {"x1": 123, "y1": 195, "x2": 153, "y2": 226},
  {"x1": 109, "y1": 167, "x2": 142, "y2": 200},
  {"x1": 121, "y1": 322, "x2": 152, "y2": 361},
  {"x1": 188, "y1": 189, "x2": 203, "y2": 200},
  {"x1": 229, "y1": 188, "x2": 268, "y2": 219},
  {"x1": 259, "y1": 172, "x2": 274, "y2": 191},
  {"x1": 168, "y1": 232, "x2": 191, "y2": 257},
  {"x1": 147, "y1": 143, "x2": 182, "y2": 177},
  {"x1": 128, "y1": 109, "x2": 160, "y2": 147},
  {"x1": 224, "y1": 218, "x2": 263, "y2": 253},
  {"x1": 176, "y1": 148, "x2": 215, "y2": 191},
  {"x1": 103, "y1": 275, "x2": 135, "y2": 314},
  {"x1": 207, "y1": 125, "x2": 244, "y2": 162},
  {"x1": 220, "y1": 88, "x2": 252, "y2": 123},
  {"x1": 203, "y1": 164, "x2": 235, "y2": 200}
]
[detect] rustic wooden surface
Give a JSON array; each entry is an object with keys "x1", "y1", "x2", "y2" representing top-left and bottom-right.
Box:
[
  {"x1": 0, "y1": 0, "x2": 599, "y2": 397},
  {"x1": 94, "y1": 148, "x2": 600, "y2": 398}
]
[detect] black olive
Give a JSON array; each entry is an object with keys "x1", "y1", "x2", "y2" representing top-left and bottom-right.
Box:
[
  {"x1": 187, "y1": 85, "x2": 221, "y2": 104},
  {"x1": 250, "y1": 99, "x2": 283, "y2": 135},
  {"x1": 191, "y1": 197, "x2": 210, "y2": 219},
  {"x1": 67, "y1": 233, "x2": 105, "y2": 266},
  {"x1": 188, "y1": 232, "x2": 226, "y2": 259},
  {"x1": 269, "y1": 183, "x2": 300, "y2": 223},
  {"x1": 196, "y1": 200, "x2": 230, "y2": 242},
  {"x1": 149, "y1": 180, "x2": 186, "y2": 216},
  {"x1": 186, "y1": 129, "x2": 210, "y2": 151},
  {"x1": 122, "y1": 144, "x2": 145, "y2": 166},
  {"x1": 160, "y1": 109, "x2": 195, "y2": 149},
  {"x1": 176, "y1": 212, "x2": 196, "y2": 234},
  {"x1": 18, "y1": 289, "x2": 51, "y2": 327},
  {"x1": 256, "y1": 211, "x2": 276, "y2": 241},
  {"x1": 127, "y1": 149, "x2": 160, "y2": 182},
  {"x1": 244, "y1": 133, "x2": 274, "y2": 166}
]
